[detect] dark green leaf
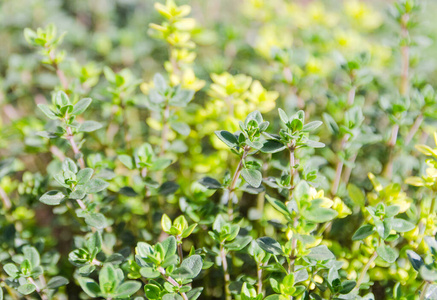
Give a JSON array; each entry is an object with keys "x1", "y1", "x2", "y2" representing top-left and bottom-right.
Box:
[
  {"x1": 78, "y1": 277, "x2": 100, "y2": 297},
  {"x1": 199, "y1": 177, "x2": 222, "y2": 189},
  {"x1": 158, "y1": 181, "x2": 179, "y2": 195},
  {"x1": 352, "y1": 224, "x2": 374, "y2": 241},
  {"x1": 260, "y1": 140, "x2": 286, "y2": 153},
  {"x1": 406, "y1": 250, "x2": 424, "y2": 271},
  {"x1": 256, "y1": 237, "x2": 283, "y2": 255},
  {"x1": 215, "y1": 130, "x2": 238, "y2": 148}
]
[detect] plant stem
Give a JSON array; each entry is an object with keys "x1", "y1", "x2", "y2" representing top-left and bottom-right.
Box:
[
  {"x1": 420, "y1": 281, "x2": 430, "y2": 300},
  {"x1": 385, "y1": 12, "x2": 410, "y2": 179},
  {"x1": 65, "y1": 126, "x2": 85, "y2": 169},
  {"x1": 342, "y1": 153, "x2": 357, "y2": 184},
  {"x1": 158, "y1": 267, "x2": 189, "y2": 300},
  {"x1": 288, "y1": 148, "x2": 295, "y2": 195},
  {"x1": 177, "y1": 237, "x2": 184, "y2": 263},
  {"x1": 405, "y1": 113, "x2": 424, "y2": 145},
  {"x1": 0, "y1": 186, "x2": 11, "y2": 210},
  {"x1": 219, "y1": 244, "x2": 232, "y2": 300},
  {"x1": 331, "y1": 134, "x2": 348, "y2": 196},
  {"x1": 227, "y1": 147, "x2": 249, "y2": 221},
  {"x1": 28, "y1": 277, "x2": 48, "y2": 300},
  {"x1": 48, "y1": 50, "x2": 68, "y2": 91},
  {"x1": 257, "y1": 263, "x2": 263, "y2": 295},
  {"x1": 121, "y1": 102, "x2": 131, "y2": 150},
  {"x1": 384, "y1": 124, "x2": 399, "y2": 178},
  {"x1": 331, "y1": 85, "x2": 355, "y2": 196},
  {"x1": 160, "y1": 104, "x2": 170, "y2": 157},
  {"x1": 354, "y1": 252, "x2": 378, "y2": 291}
]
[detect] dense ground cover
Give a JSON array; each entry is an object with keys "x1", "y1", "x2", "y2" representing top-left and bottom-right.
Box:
[{"x1": 1, "y1": 0, "x2": 437, "y2": 299}]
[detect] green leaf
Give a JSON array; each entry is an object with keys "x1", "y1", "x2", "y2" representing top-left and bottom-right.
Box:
[
  {"x1": 420, "y1": 265, "x2": 437, "y2": 282},
  {"x1": 161, "y1": 214, "x2": 172, "y2": 232},
  {"x1": 170, "y1": 89, "x2": 194, "y2": 107},
  {"x1": 153, "y1": 73, "x2": 168, "y2": 93},
  {"x1": 265, "y1": 194, "x2": 292, "y2": 220},
  {"x1": 265, "y1": 295, "x2": 288, "y2": 300},
  {"x1": 226, "y1": 236, "x2": 252, "y2": 251},
  {"x1": 163, "y1": 294, "x2": 184, "y2": 300},
  {"x1": 99, "y1": 264, "x2": 118, "y2": 293},
  {"x1": 23, "y1": 246, "x2": 40, "y2": 268},
  {"x1": 150, "y1": 158, "x2": 172, "y2": 171},
  {"x1": 17, "y1": 283, "x2": 36, "y2": 295},
  {"x1": 377, "y1": 245, "x2": 398, "y2": 263},
  {"x1": 278, "y1": 108, "x2": 289, "y2": 124},
  {"x1": 322, "y1": 113, "x2": 339, "y2": 135},
  {"x1": 302, "y1": 121, "x2": 323, "y2": 132},
  {"x1": 3, "y1": 263, "x2": 19, "y2": 277},
  {"x1": 47, "y1": 276, "x2": 69, "y2": 289},
  {"x1": 215, "y1": 130, "x2": 238, "y2": 148},
  {"x1": 140, "y1": 267, "x2": 160, "y2": 278},
  {"x1": 179, "y1": 255, "x2": 203, "y2": 278},
  {"x1": 86, "y1": 231, "x2": 102, "y2": 254},
  {"x1": 40, "y1": 190, "x2": 65, "y2": 205},
  {"x1": 307, "y1": 245, "x2": 335, "y2": 261},
  {"x1": 144, "y1": 284, "x2": 161, "y2": 300},
  {"x1": 78, "y1": 277, "x2": 100, "y2": 297},
  {"x1": 85, "y1": 178, "x2": 109, "y2": 193},
  {"x1": 302, "y1": 206, "x2": 338, "y2": 223},
  {"x1": 158, "y1": 181, "x2": 179, "y2": 195},
  {"x1": 305, "y1": 140, "x2": 325, "y2": 148},
  {"x1": 256, "y1": 237, "x2": 283, "y2": 255},
  {"x1": 118, "y1": 155, "x2": 134, "y2": 170},
  {"x1": 347, "y1": 184, "x2": 365, "y2": 208},
  {"x1": 391, "y1": 218, "x2": 415, "y2": 232},
  {"x1": 241, "y1": 168, "x2": 262, "y2": 188},
  {"x1": 186, "y1": 287, "x2": 203, "y2": 300},
  {"x1": 56, "y1": 91, "x2": 70, "y2": 107},
  {"x1": 339, "y1": 280, "x2": 356, "y2": 294},
  {"x1": 71, "y1": 98, "x2": 92, "y2": 115},
  {"x1": 199, "y1": 177, "x2": 222, "y2": 189},
  {"x1": 84, "y1": 212, "x2": 108, "y2": 229},
  {"x1": 114, "y1": 281, "x2": 142, "y2": 297},
  {"x1": 171, "y1": 122, "x2": 191, "y2": 136},
  {"x1": 79, "y1": 121, "x2": 103, "y2": 132},
  {"x1": 69, "y1": 186, "x2": 86, "y2": 200},
  {"x1": 352, "y1": 224, "x2": 374, "y2": 241},
  {"x1": 77, "y1": 168, "x2": 94, "y2": 185},
  {"x1": 406, "y1": 250, "x2": 424, "y2": 271},
  {"x1": 161, "y1": 236, "x2": 177, "y2": 257},
  {"x1": 260, "y1": 140, "x2": 286, "y2": 153},
  {"x1": 37, "y1": 104, "x2": 58, "y2": 120}
]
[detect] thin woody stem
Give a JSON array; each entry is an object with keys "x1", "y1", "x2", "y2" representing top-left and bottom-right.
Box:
[
  {"x1": 65, "y1": 126, "x2": 85, "y2": 169},
  {"x1": 354, "y1": 252, "x2": 378, "y2": 291},
  {"x1": 227, "y1": 147, "x2": 249, "y2": 221},
  {"x1": 385, "y1": 12, "x2": 410, "y2": 179},
  {"x1": 220, "y1": 244, "x2": 232, "y2": 300},
  {"x1": 0, "y1": 186, "x2": 12, "y2": 210},
  {"x1": 158, "y1": 267, "x2": 189, "y2": 300}
]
